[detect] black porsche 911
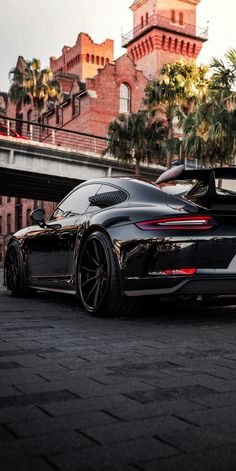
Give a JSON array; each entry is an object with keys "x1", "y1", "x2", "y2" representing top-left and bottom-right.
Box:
[{"x1": 4, "y1": 166, "x2": 236, "y2": 316}]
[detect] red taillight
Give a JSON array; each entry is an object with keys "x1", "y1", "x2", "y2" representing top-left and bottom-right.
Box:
[
  {"x1": 159, "y1": 268, "x2": 197, "y2": 276},
  {"x1": 136, "y1": 216, "x2": 216, "y2": 230}
]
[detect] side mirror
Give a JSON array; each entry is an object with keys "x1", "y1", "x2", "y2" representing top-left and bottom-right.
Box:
[
  {"x1": 30, "y1": 209, "x2": 61, "y2": 230},
  {"x1": 30, "y1": 208, "x2": 46, "y2": 227}
]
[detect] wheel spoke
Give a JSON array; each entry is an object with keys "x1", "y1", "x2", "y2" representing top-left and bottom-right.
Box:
[
  {"x1": 81, "y1": 275, "x2": 98, "y2": 287},
  {"x1": 85, "y1": 249, "x2": 99, "y2": 267},
  {"x1": 93, "y1": 239, "x2": 100, "y2": 264},
  {"x1": 93, "y1": 282, "x2": 101, "y2": 307},
  {"x1": 85, "y1": 279, "x2": 99, "y2": 302},
  {"x1": 80, "y1": 265, "x2": 96, "y2": 273}
]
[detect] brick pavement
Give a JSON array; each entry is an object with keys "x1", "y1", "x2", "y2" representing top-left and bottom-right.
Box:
[{"x1": 1, "y1": 268, "x2": 236, "y2": 470}]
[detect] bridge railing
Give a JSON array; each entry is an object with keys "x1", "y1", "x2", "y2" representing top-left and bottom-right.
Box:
[{"x1": 0, "y1": 116, "x2": 108, "y2": 157}]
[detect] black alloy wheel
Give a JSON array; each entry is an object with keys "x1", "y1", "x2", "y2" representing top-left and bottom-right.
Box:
[
  {"x1": 5, "y1": 241, "x2": 29, "y2": 296},
  {"x1": 78, "y1": 232, "x2": 111, "y2": 315}
]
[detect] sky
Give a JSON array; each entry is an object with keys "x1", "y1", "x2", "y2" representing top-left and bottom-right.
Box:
[{"x1": 0, "y1": 0, "x2": 235, "y2": 92}]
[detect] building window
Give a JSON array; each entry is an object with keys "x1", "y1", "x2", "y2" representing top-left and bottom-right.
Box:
[
  {"x1": 96, "y1": 56, "x2": 100, "y2": 65},
  {"x1": 106, "y1": 58, "x2": 109, "y2": 64},
  {"x1": 7, "y1": 214, "x2": 11, "y2": 233},
  {"x1": 86, "y1": 54, "x2": 90, "y2": 62},
  {"x1": 141, "y1": 16, "x2": 144, "y2": 28},
  {"x1": 168, "y1": 37, "x2": 172, "y2": 51},
  {"x1": 162, "y1": 35, "x2": 166, "y2": 50},
  {"x1": 146, "y1": 12, "x2": 149, "y2": 25},
  {"x1": 174, "y1": 39, "x2": 178, "y2": 52},
  {"x1": 7, "y1": 197, "x2": 11, "y2": 203},
  {"x1": 180, "y1": 40, "x2": 184, "y2": 54},
  {"x1": 192, "y1": 43, "x2": 196, "y2": 56},
  {"x1": 101, "y1": 57, "x2": 104, "y2": 66},
  {"x1": 91, "y1": 55, "x2": 95, "y2": 64},
  {"x1": 186, "y1": 42, "x2": 190, "y2": 55},
  {"x1": 171, "y1": 10, "x2": 176, "y2": 23},
  {"x1": 179, "y1": 12, "x2": 184, "y2": 25},
  {"x1": 119, "y1": 83, "x2": 131, "y2": 113},
  {"x1": 72, "y1": 95, "x2": 80, "y2": 117},
  {"x1": 15, "y1": 204, "x2": 22, "y2": 231}
]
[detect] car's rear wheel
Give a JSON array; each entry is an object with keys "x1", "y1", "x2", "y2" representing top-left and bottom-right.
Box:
[
  {"x1": 5, "y1": 241, "x2": 30, "y2": 297},
  {"x1": 77, "y1": 231, "x2": 138, "y2": 317}
]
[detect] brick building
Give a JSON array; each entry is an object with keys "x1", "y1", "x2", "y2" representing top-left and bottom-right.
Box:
[{"x1": 0, "y1": 0, "x2": 207, "y2": 264}]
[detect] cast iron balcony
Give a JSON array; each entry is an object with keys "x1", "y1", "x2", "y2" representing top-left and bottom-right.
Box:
[{"x1": 121, "y1": 13, "x2": 208, "y2": 47}]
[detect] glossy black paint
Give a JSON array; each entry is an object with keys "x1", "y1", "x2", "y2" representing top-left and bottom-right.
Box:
[{"x1": 5, "y1": 171, "x2": 236, "y2": 299}]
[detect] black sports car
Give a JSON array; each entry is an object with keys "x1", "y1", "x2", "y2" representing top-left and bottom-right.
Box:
[{"x1": 4, "y1": 166, "x2": 236, "y2": 316}]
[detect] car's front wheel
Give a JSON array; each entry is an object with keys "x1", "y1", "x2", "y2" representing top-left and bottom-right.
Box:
[
  {"x1": 4, "y1": 241, "x2": 30, "y2": 297},
  {"x1": 77, "y1": 231, "x2": 137, "y2": 317}
]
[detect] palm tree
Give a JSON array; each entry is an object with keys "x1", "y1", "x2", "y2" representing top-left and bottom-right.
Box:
[
  {"x1": 9, "y1": 58, "x2": 61, "y2": 121},
  {"x1": 143, "y1": 59, "x2": 209, "y2": 168},
  {"x1": 180, "y1": 49, "x2": 236, "y2": 168},
  {"x1": 103, "y1": 111, "x2": 166, "y2": 176}
]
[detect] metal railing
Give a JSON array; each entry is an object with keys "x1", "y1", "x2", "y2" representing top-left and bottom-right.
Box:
[
  {"x1": 121, "y1": 14, "x2": 208, "y2": 47},
  {"x1": 0, "y1": 116, "x2": 107, "y2": 157}
]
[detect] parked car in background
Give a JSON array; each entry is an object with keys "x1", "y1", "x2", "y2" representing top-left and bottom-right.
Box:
[{"x1": 0, "y1": 123, "x2": 28, "y2": 140}]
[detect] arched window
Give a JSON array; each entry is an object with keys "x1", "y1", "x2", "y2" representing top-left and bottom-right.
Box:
[
  {"x1": 101, "y1": 57, "x2": 104, "y2": 65},
  {"x1": 174, "y1": 38, "x2": 178, "y2": 52},
  {"x1": 180, "y1": 40, "x2": 184, "y2": 54},
  {"x1": 138, "y1": 44, "x2": 142, "y2": 58},
  {"x1": 162, "y1": 35, "x2": 166, "y2": 50},
  {"x1": 86, "y1": 53, "x2": 90, "y2": 62},
  {"x1": 119, "y1": 83, "x2": 131, "y2": 113},
  {"x1": 141, "y1": 16, "x2": 144, "y2": 28},
  {"x1": 146, "y1": 12, "x2": 149, "y2": 25},
  {"x1": 168, "y1": 37, "x2": 172, "y2": 51},
  {"x1": 91, "y1": 55, "x2": 95, "y2": 64},
  {"x1": 179, "y1": 12, "x2": 184, "y2": 25},
  {"x1": 186, "y1": 42, "x2": 190, "y2": 55},
  {"x1": 106, "y1": 58, "x2": 109, "y2": 64},
  {"x1": 131, "y1": 49, "x2": 135, "y2": 61},
  {"x1": 171, "y1": 10, "x2": 175, "y2": 23},
  {"x1": 146, "y1": 39, "x2": 150, "y2": 53},
  {"x1": 96, "y1": 56, "x2": 99, "y2": 65},
  {"x1": 192, "y1": 43, "x2": 196, "y2": 57}
]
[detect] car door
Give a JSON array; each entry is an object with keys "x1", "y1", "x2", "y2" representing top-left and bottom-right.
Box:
[{"x1": 26, "y1": 183, "x2": 101, "y2": 288}]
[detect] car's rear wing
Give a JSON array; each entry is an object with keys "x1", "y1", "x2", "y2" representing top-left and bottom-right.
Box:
[
  {"x1": 156, "y1": 166, "x2": 236, "y2": 208},
  {"x1": 156, "y1": 165, "x2": 236, "y2": 184}
]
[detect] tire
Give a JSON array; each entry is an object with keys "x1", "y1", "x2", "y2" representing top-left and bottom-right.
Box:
[
  {"x1": 4, "y1": 241, "x2": 30, "y2": 297},
  {"x1": 77, "y1": 231, "x2": 139, "y2": 317}
]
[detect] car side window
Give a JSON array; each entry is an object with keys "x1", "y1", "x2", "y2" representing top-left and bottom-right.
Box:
[
  {"x1": 86, "y1": 184, "x2": 128, "y2": 212},
  {"x1": 51, "y1": 184, "x2": 102, "y2": 220}
]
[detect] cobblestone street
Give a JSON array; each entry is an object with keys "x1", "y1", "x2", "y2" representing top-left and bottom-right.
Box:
[{"x1": 1, "y1": 269, "x2": 236, "y2": 470}]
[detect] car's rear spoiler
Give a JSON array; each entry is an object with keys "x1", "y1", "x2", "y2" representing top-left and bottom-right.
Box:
[
  {"x1": 156, "y1": 165, "x2": 236, "y2": 184},
  {"x1": 156, "y1": 166, "x2": 236, "y2": 204}
]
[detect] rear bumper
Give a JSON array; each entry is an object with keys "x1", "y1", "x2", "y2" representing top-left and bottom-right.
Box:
[{"x1": 123, "y1": 275, "x2": 236, "y2": 297}]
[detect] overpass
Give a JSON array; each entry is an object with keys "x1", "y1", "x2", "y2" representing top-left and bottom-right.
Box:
[{"x1": 0, "y1": 117, "x2": 164, "y2": 201}]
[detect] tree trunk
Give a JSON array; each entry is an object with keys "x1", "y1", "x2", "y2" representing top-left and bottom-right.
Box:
[{"x1": 166, "y1": 118, "x2": 174, "y2": 169}]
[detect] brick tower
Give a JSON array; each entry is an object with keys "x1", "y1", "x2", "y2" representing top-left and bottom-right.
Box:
[
  {"x1": 122, "y1": 0, "x2": 208, "y2": 79},
  {"x1": 50, "y1": 32, "x2": 114, "y2": 80}
]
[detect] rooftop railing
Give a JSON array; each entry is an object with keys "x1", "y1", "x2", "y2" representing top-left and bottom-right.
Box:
[{"x1": 121, "y1": 13, "x2": 208, "y2": 47}]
